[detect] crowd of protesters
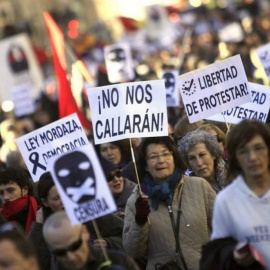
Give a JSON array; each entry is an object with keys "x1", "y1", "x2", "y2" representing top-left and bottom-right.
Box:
[{"x1": 0, "y1": 1, "x2": 270, "y2": 270}]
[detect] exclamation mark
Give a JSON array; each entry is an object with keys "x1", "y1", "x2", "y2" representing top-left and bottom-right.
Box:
[{"x1": 160, "y1": 113, "x2": 163, "y2": 131}]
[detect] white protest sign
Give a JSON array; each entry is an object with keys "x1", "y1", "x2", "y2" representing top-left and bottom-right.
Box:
[
  {"x1": 104, "y1": 43, "x2": 135, "y2": 83},
  {"x1": 207, "y1": 82, "x2": 270, "y2": 124},
  {"x1": 218, "y1": 22, "x2": 244, "y2": 43},
  {"x1": 87, "y1": 80, "x2": 168, "y2": 144},
  {"x1": 47, "y1": 144, "x2": 117, "y2": 225},
  {"x1": 162, "y1": 70, "x2": 180, "y2": 107},
  {"x1": 178, "y1": 55, "x2": 251, "y2": 123},
  {"x1": 16, "y1": 113, "x2": 89, "y2": 182},
  {"x1": 0, "y1": 33, "x2": 44, "y2": 103},
  {"x1": 11, "y1": 83, "x2": 36, "y2": 117},
  {"x1": 255, "y1": 43, "x2": 270, "y2": 81}
]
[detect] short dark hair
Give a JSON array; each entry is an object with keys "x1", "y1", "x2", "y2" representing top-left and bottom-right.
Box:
[
  {"x1": 0, "y1": 223, "x2": 37, "y2": 258},
  {"x1": 0, "y1": 167, "x2": 34, "y2": 196},
  {"x1": 136, "y1": 136, "x2": 186, "y2": 182},
  {"x1": 226, "y1": 120, "x2": 270, "y2": 182}
]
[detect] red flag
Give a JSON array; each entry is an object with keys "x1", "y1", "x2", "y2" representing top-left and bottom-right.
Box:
[
  {"x1": 43, "y1": 12, "x2": 92, "y2": 129},
  {"x1": 118, "y1": 17, "x2": 140, "y2": 32}
]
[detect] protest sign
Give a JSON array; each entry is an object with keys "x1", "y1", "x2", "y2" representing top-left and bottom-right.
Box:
[
  {"x1": 104, "y1": 43, "x2": 135, "y2": 83},
  {"x1": 87, "y1": 80, "x2": 168, "y2": 144},
  {"x1": 255, "y1": 43, "x2": 270, "y2": 81},
  {"x1": 47, "y1": 144, "x2": 117, "y2": 225},
  {"x1": 218, "y1": 22, "x2": 244, "y2": 43},
  {"x1": 0, "y1": 33, "x2": 44, "y2": 103},
  {"x1": 16, "y1": 113, "x2": 89, "y2": 182},
  {"x1": 11, "y1": 83, "x2": 36, "y2": 117},
  {"x1": 178, "y1": 55, "x2": 251, "y2": 123},
  {"x1": 162, "y1": 70, "x2": 180, "y2": 107},
  {"x1": 207, "y1": 82, "x2": 270, "y2": 124}
]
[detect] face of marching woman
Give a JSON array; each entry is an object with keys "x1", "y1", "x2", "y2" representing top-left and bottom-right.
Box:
[
  {"x1": 236, "y1": 135, "x2": 269, "y2": 181},
  {"x1": 99, "y1": 143, "x2": 122, "y2": 165},
  {"x1": 145, "y1": 143, "x2": 175, "y2": 184},
  {"x1": 187, "y1": 142, "x2": 215, "y2": 183}
]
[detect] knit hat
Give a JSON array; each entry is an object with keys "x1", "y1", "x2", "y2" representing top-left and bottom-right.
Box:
[{"x1": 99, "y1": 156, "x2": 118, "y2": 176}]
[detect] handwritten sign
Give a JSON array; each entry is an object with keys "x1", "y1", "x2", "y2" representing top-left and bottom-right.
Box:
[
  {"x1": 87, "y1": 80, "x2": 168, "y2": 144},
  {"x1": 178, "y1": 55, "x2": 251, "y2": 123},
  {"x1": 16, "y1": 113, "x2": 89, "y2": 182}
]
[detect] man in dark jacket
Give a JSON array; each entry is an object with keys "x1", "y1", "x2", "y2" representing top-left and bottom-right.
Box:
[{"x1": 43, "y1": 211, "x2": 139, "y2": 270}]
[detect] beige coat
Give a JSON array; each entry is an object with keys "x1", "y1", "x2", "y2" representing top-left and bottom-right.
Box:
[{"x1": 123, "y1": 176, "x2": 216, "y2": 270}]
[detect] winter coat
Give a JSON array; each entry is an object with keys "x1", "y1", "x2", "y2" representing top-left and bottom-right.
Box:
[{"x1": 123, "y1": 176, "x2": 216, "y2": 270}]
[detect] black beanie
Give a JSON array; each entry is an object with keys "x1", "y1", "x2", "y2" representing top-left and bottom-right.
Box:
[{"x1": 99, "y1": 156, "x2": 118, "y2": 176}]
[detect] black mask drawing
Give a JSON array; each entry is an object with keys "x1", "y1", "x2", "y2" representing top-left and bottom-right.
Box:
[{"x1": 54, "y1": 151, "x2": 96, "y2": 204}]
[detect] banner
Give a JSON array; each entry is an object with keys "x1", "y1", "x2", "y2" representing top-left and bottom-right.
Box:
[
  {"x1": 16, "y1": 113, "x2": 89, "y2": 182},
  {"x1": 207, "y1": 82, "x2": 270, "y2": 124},
  {"x1": 48, "y1": 144, "x2": 117, "y2": 225},
  {"x1": 178, "y1": 55, "x2": 251, "y2": 123},
  {"x1": 87, "y1": 80, "x2": 168, "y2": 144}
]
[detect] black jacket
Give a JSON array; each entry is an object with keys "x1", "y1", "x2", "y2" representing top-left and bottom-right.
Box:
[{"x1": 200, "y1": 237, "x2": 265, "y2": 270}]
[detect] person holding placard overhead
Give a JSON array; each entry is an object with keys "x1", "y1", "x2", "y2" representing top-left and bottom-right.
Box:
[
  {"x1": 201, "y1": 120, "x2": 270, "y2": 269},
  {"x1": 123, "y1": 136, "x2": 216, "y2": 270}
]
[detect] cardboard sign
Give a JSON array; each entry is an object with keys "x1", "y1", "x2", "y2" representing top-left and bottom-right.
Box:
[
  {"x1": 255, "y1": 43, "x2": 270, "y2": 81},
  {"x1": 0, "y1": 33, "x2": 44, "y2": 103},
  {"x1": 11, "y1": 83, "x2": 36, "y2": 117},
  {"x1": 104, "y1": 43, "x2": 135, "y2": 83},
  {"x1": 162, "y1": 70, "x2": 180, "y2": 107},
  {"x1": 87, "y1": 80, "x2": 168, "y2": 144},
  {"x1": 16, "y1": 113, "x2": 89, "y2": 182},
  {"x1": 178, "y1": 55, "x2": 251, "y2": 123},
  {"x1": 48, "y1": 144, "x2": 117, "y2": 225},
  {"x1": 207, "y1": 82, "x2": 270, "y2": 124}
]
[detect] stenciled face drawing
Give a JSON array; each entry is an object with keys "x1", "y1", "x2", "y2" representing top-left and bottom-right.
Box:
[
  {"x1": 163, "y1": 72, "x2": 175, "y2": 97},
  {"x1": 106, "y1": 47, "x2": 128, "y2": 81},
  {"x1": 54, "y1": 151, "x2": 96, "y2": 204}
]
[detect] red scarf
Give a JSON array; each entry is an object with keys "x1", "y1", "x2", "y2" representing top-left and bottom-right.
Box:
[{"x1": 1, "y1": 195, "x2": 37, "y2": 235}]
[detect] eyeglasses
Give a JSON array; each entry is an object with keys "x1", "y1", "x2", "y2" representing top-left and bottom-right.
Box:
[
  {"x1": 214, "y1": 135, "x2": 222, "y2": 143},
  {"x1": 50, "y1": 227, "x2": 83, "y2": 257},
  {"x1": 146, "y1": 151, "x2": 172, "y2": 163},
  {"x1": 236, "y1": 144, "x2": 267, "y2": 159},
  {"x1": 106, "y1": 170, "x2": 122, "y2": 182}
]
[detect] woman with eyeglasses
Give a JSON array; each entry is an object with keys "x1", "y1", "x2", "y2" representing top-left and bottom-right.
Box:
[
  {"x1": 123, "y1": 136, "x2": 216, "y2": 270},
  {"x1": 200, "y1": 119, "x2": 270, "y2": 269},
  {"x1": 99, "y1": 156, "x2": 136, "y2": 219},
  {"x1": 178, "y1": 129, "x2": 227, "y2": 193}
]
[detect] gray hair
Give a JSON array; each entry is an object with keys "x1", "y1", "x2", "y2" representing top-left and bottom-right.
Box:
[{"x1": 178, "y1": 129, "x2": 222, "y2": 164}]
